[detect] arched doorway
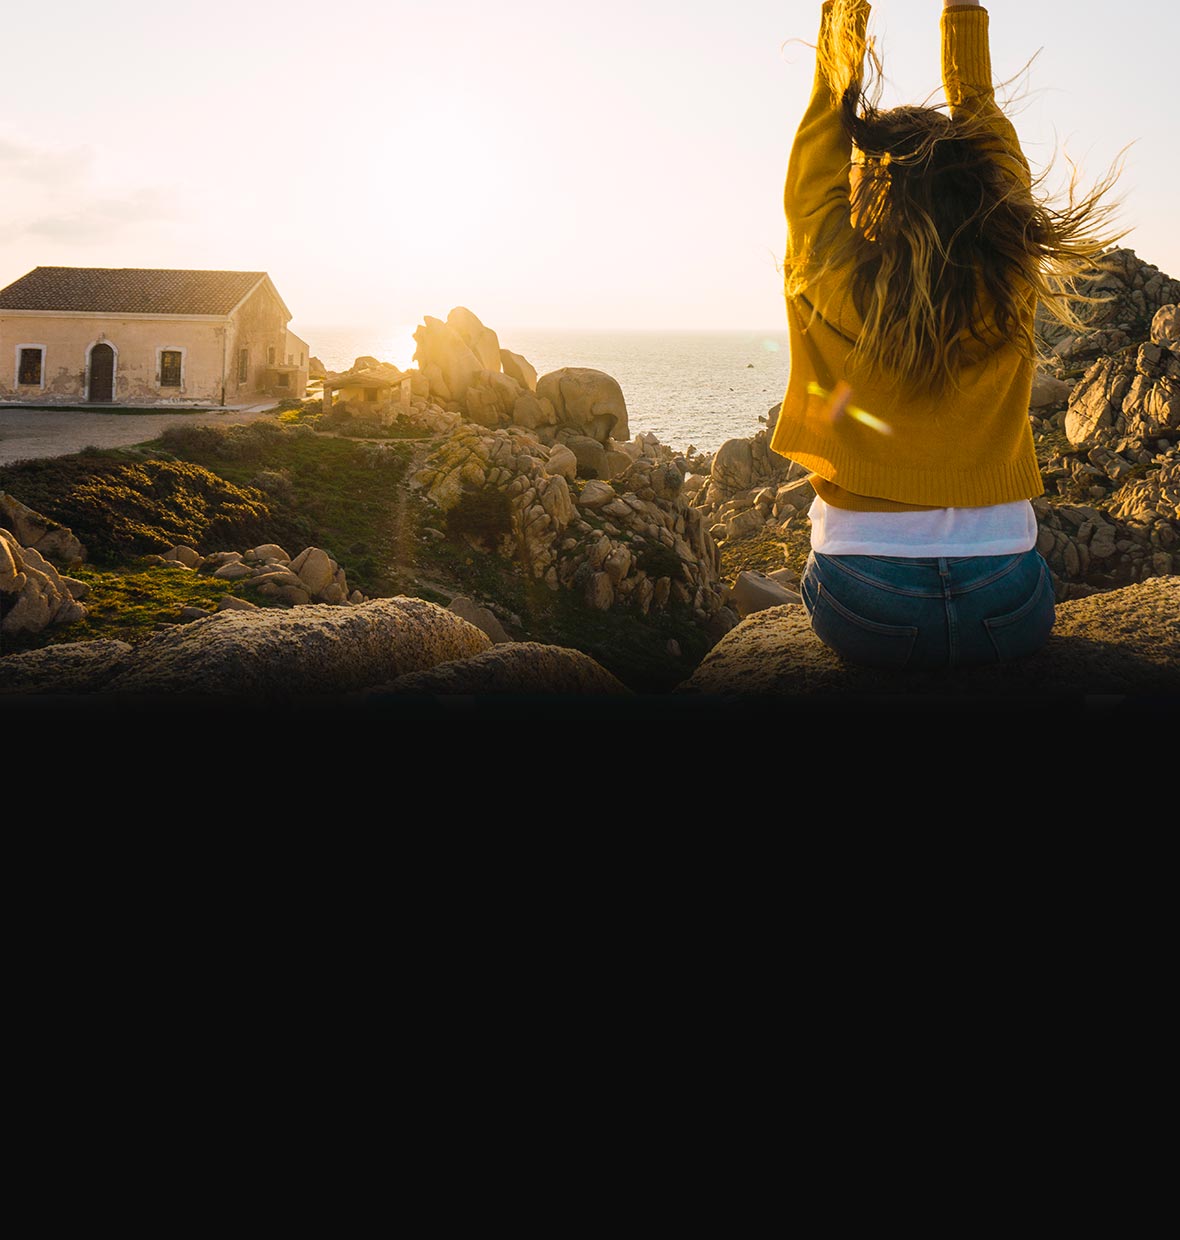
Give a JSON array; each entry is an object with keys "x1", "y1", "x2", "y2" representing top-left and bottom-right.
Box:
[{"x1": 88, "y1": 343, "x2": 115, "y2": 403}]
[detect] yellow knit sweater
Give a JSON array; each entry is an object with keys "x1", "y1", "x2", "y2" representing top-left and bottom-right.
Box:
[{"x1": 769, "y1": 2, "x2": 1045, "y2": 512}]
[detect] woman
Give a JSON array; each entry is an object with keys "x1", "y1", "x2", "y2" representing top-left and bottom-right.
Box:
[{"x1": 773, "y1": 0, "x2": 1121, "y2": 669}]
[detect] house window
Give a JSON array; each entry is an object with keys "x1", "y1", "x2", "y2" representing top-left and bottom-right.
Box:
[
  {"x1": 238, "y1": 349, "x2": 249, "y2": 383},
  {"x1": 160, "y1": 350, "x2": 182, "y2": 387},
  {"x1": 18, "y1": 347, "x2": 43, "y2": 385},
  {"x1": 287, "y1": 353, "x2": 293, "y2": 366},
  {"x1": 276, "y1": 373, "x2": 290, "y2": 388},
  {"x1": 364, "y1": 388, "x2": 379, "y2": 402},
  {"x1": 268, "y1": 346, "x2": 276, "y2": 366},
  {"x1": 300, "y1": 352, "x2": 305, "y2": 366}
]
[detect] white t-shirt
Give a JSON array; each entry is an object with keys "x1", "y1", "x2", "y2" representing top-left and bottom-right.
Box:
[{"x1": 808, "y1": 496, "x2": 1038, "y2": 557}]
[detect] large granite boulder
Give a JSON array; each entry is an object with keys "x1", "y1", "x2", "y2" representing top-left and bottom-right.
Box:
[
  {"x1": 501, "y1": 349, "x2": 538, "y2": 392},
  {"x1": 561, "y1": 434, "x2": 608, "y2": 480},
  {"x1": 373, "y1": 641, "x2": 630, "y2": 696},
  {"x1": 447, "y1": 596, "x2": 512, "y2": 643},
  {"x1": 1030, "y1": 370, "x2": 1073, "y2": 409},
  {"x1": 710, "y1": 438, "x2": 755, "y2": 491},
  {"x1": 1152, "y1": 304, "x2": 1179, "y2": 351},
  {"x1": 447, "y1": 307, "x2": 502, "y2": 372},
  {"x1": 0, "y1": 639, "x2": 133, "y2": 694},
  {"x1": 412, "y1": 316, "x2": 483, "y2": 403},
  {"x1": 0, "y1": 597, "x2": 492, "y2": 697},
  {"x1": 536, "y1": 368, "x2": 630, "y2": 444}
]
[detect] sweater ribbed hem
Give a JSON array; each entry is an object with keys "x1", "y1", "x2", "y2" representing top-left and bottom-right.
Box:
[{"x1": 771, "y1": 425, "x2": 1044, "y2": 509}]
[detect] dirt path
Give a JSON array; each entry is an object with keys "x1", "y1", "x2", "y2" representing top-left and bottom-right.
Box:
[{"x1": 0, "y1": 403, "x2": 283, "y2": 465}]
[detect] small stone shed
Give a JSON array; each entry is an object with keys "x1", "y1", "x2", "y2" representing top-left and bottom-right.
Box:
[{"x1": 323, "y1": 367, "x2": 412, "y2": 410}]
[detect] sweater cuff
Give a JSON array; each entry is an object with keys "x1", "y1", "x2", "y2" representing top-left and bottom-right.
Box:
[
  {"x1": 817, "y1": 0, "x2": 872, "y2": 92},
  {"x1": 941, "y1": 6, "x2": 992, "y2": 107}
]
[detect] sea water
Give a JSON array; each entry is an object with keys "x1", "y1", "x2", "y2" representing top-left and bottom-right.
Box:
[{"x1": 298, "y1": 326, "x2": 790, "y2": 457}]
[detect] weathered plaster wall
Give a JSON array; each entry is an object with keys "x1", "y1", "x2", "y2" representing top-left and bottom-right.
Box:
[
  {"x1": 0, "y1": 315, "x2": 227, "y2": 404},
  {"x1": 227, "y1": 284, "x2": 290, "y2": 399},
  {"x1": 334, "y1": 382, "x2": 389, "y2": 404},
  {"x1": 286, "y1": 329, "x2": 310, "y2": 398}
]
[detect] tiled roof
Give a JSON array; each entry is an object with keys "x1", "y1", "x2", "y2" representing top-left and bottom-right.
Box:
[
  {"x1": 0, "y1": 267, "x2": 268, "y2": 315},
  {"x1": 324, "y1": 367, "x2": 404, "y2": 391}
]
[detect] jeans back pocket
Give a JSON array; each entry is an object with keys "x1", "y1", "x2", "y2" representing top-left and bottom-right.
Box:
[
  {"x1": 982, "y1": 561, "x2": 1056, "y2": 662},
  {"x1": 807, "y1": 581, "x2": 919, "y2": 669}
]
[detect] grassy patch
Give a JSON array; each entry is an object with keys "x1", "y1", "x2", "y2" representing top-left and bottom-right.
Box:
[
  {"x1": 719, "y1": 522, "x2": 808, "y2": 582},
  {"x1": 150, "y1": 423, "x2": 416, "y2": 596},
  {"x1": 523, "y1": 585, "x2": 711, "y2": 693},
  {"x1": 0, "y1": 562, "x2": 235, "y2": 654}
]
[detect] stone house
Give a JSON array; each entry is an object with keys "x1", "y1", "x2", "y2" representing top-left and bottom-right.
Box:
[{"x1": 0, "y1": 266, "x2": 309, "y2": 407}]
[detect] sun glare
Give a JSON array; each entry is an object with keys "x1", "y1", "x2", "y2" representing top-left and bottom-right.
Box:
[{"x1": 385, "y1": 324, "x2": 419, "y2": 372}]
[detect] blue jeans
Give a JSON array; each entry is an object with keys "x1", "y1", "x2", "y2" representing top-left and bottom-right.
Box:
[{"x1": 800, "y1": 549, "x2": 1056, "y2": 670}]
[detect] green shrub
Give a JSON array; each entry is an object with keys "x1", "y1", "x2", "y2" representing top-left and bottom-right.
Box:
[
  {"x1": 156, "y1": 421, "x2": 286, "y2": 464},
  {"x1": 0, "y1": 456, "x2": 272, "y2": 561},
  {"x1": 444, "y1": 488, "x2": 513, "y2": 546},
  {"x1": 634, "y1": 541, "x2": 683, "y2": 581}
]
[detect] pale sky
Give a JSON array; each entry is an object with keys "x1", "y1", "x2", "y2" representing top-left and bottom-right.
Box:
[{"x1": 1, "y1": 0, "x2": 1174, "y2": 343}]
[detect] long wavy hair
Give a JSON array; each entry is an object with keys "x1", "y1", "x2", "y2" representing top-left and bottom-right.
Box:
[{"x1": 784, "y1": 0, "x2": 1125, "y2": 394}]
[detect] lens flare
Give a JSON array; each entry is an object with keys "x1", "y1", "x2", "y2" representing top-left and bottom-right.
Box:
[{"x1": 807, "y1": 380, "x2": 892, "y2": 435}]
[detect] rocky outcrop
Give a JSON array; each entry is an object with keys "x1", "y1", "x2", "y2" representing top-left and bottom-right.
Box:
[
  {"x1": 1065, "y1": 332, "x2": 1179, "y2": 448},
  {"x1": 1039, "y1": 249, "x2": 1180, "y2": 362},
  {"x1": 1033, "y1": 496, "x2": 1175, "y2": 594},
  {"x1": 0, "y1": 492, "x2": 86, "y2": 567},
  {"x1": 0, "y1": 597, "x2": 494, "y2": 697},
  {"x1": 142, "y1": 541, "x2": 366, "y2": 608},
  {"x1": 1030, "y1": 307, "x2": 1180, "y2": 593},
  {"x1": 388, "y1": 310, "x2": 640, "y2": 459},
  {"x1": 1, "y1": 527, "x2": 88, "y2": 636},
  {"x1": 411, "y1": 423, "x2": 728, "y2": 623},
  {"x1": 678, "y1": 576, "x2": 1180, "y2": 699},
  {"x1": 689, "y1": 428, "x2": 812, "y2": 547},
  {"x1": 412, "y1": 315, "x2": 483, "y2": 403},
  {"x1": 465, "y1": 370, "x2": 526, "y2": 429}
]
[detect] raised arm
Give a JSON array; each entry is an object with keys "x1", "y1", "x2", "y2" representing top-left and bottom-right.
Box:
[
  {"x1": 783, "y1": 1, "x2": 870, "y2": 232},
  {"x1": 941, "y1": 3, "x2": 1031, "y2": 186}
]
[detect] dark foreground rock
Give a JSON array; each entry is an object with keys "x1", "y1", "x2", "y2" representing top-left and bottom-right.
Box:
[
  {"x1": 0, "y1": 597, "x2": 493, "y2": 698},
  {"x1": 5, "y1": 577, "x2": 1174, "y2": 730},
  {"x1": 372, "y1": 641, "x2": 630, "y2": 697},
  {"x1": 677, "y1": 576, "x2": 1180, "y2": 701}
]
